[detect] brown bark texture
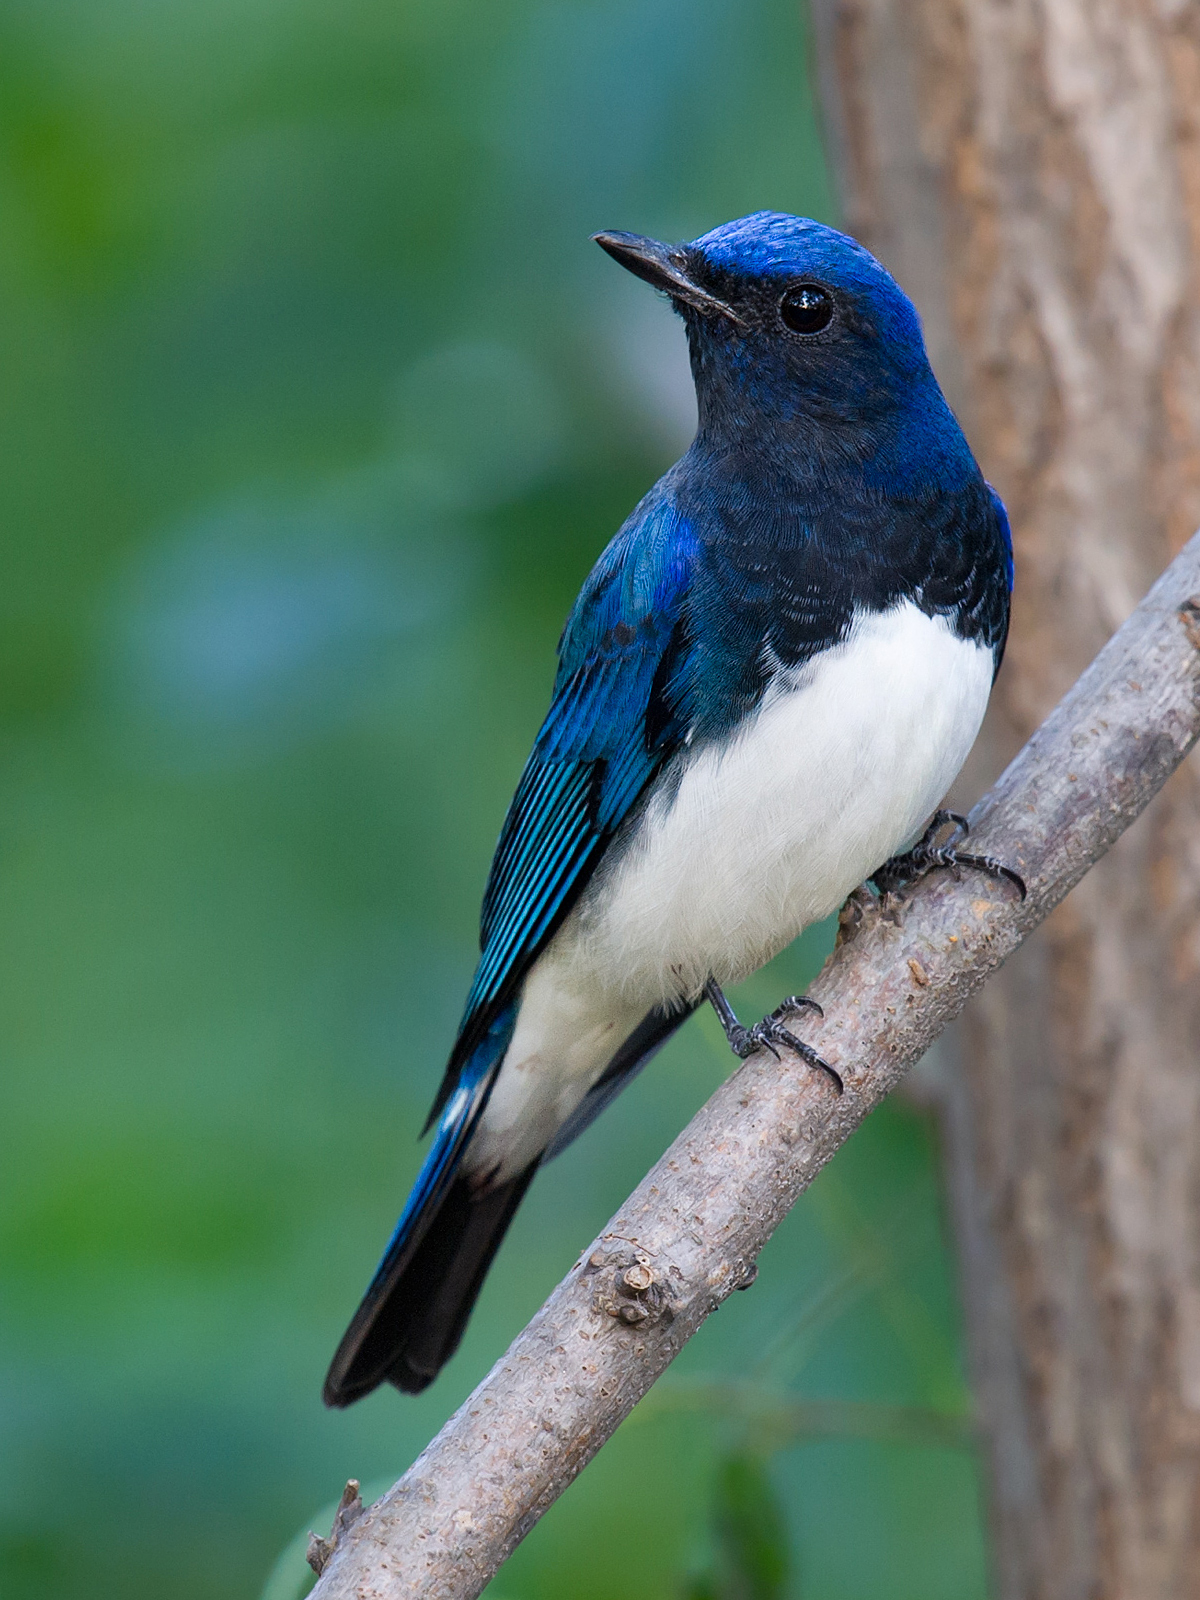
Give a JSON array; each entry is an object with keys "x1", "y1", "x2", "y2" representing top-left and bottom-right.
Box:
[
  {"x1": 809, "y1": 3, "x2": 1200, "y2": 1596},
  {"x1": 308, "y1": 536, "x2": 1200, "y2": 1600}
]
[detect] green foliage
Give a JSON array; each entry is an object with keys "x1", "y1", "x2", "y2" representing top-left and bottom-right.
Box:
[{"x1": 700, "y1": 1453, "x2": 792, "y2": 1600}]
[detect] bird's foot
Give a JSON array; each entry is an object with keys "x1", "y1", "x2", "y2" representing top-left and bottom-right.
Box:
[
  {"x1": 870, "y1": 810, "x2": 1026, "y2": 901},
  {"x1": 703, "y1": 979, "x2": 841, "y2": 1094}
]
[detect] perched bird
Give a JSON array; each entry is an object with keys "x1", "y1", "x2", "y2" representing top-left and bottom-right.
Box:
[{"x1": 324, "y1": 211, "x2": 1016, "y2": 1406}]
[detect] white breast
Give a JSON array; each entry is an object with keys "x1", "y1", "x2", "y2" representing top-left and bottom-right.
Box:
[
  {"x1": 468, "y1": 601, "x2": 994, "y2": 1182},
  {"x1": 573, "y1": 600, "x2": 995, "y2": 1006}
]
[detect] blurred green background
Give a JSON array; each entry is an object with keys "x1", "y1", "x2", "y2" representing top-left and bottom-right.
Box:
[{"x1": 0, "y1": 2, "x2": 991, "y2": 1596}]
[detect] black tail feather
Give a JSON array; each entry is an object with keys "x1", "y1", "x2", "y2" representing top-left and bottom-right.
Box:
[
  {"x1": 323, "y1": 1002, "x2": 688, "y2": 1407},
  {"x1": 323, "y1": 1165, "x2": 537, "y2": 1406}
]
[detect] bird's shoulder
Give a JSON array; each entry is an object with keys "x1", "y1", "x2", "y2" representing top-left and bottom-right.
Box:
[
  {"x1": 540, "y1": 477, "x2": 700, "y2": 765},
  {"x1": 556, "y1": 479, "x2": 696, "y2": 676}
]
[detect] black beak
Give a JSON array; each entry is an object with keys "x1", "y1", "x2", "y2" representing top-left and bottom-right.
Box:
[{"x1": 593, "y1": 231, "x2": 744, "y2": 326}]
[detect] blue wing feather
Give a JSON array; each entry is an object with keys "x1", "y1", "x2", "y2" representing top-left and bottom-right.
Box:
[
  {"x1": 426, "y1": 493, "x2": 696, "y2": 1124},
  {"x1": 370, "y1": 1003, "x2": 516, "y2": 1290}
]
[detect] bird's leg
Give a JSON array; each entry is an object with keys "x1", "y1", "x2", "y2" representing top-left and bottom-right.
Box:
[
  {"x1": 703, "y1": 978, "x2": 842, "y2": 1094},
  {"x1": 870, "y1": 809, "x2": 1026, "y2": 900}
]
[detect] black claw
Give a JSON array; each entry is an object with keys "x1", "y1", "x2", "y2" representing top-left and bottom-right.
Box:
[
  {"x1": 870, "y1": 810, "x2": 1025, "y2": 901},
  {"x1": 745, "y1": 1024, "x2": 782, "y2": 1063},
  {"x1": 946, "y1": 850, "x2": 1027, "y2": 901},
  {"x1": 764, "y1": 1021, "x2": 843, "y2": 1094},
  {"x1": 704, "y1": 978, "x2": 842, "y2": 1094},
  {"x1": 772, "y1": 993, "x2": 824, "y2": 1021}
]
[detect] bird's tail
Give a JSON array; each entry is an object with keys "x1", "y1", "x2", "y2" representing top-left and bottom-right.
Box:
[
  {"x1": 323, "y1": 1013, "x2": 528, "y2": 1406},
  {"x1": 323, "y1": 1165, "x2": 536, "y2": 1404},
  {"x1": 323, "y1": 1000, "x2": 691, "y2": 1405}
]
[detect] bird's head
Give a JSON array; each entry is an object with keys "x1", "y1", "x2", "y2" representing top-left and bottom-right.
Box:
[{"x1": 595, "y1": 211, "x2": 945, "y2": 462}]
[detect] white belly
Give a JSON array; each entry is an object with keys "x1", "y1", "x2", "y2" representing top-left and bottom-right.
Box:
[
  {"x1": 580, "y1": 601, "x2": 994, "y2": 1000},
  {"x1": 468, "y1": 601, "x2": 994, "y2": 1180}
]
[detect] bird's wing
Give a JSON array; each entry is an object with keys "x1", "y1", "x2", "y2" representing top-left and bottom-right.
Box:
[{"x1": 426, "y1": 496, "x2": 696, "y2": 1125}]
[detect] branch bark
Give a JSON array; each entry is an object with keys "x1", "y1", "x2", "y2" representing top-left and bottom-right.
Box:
[{"x1": 310, "y1": 534, "x2": 1200, "y2": 1600}]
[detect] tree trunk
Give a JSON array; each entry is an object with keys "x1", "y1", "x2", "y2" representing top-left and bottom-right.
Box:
[{"x1": 809, "y1": 4, "x2": 1200, "y2": 1597}]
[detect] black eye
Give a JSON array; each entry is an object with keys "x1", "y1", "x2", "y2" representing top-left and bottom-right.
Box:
[{"x1": 780, "y1": 283, "x2": 833, "y2": 334}]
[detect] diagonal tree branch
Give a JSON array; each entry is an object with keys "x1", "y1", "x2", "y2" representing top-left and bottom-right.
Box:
[{"x1": 311, "y1": 531, "x2": 1200, "y2": 1600}]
